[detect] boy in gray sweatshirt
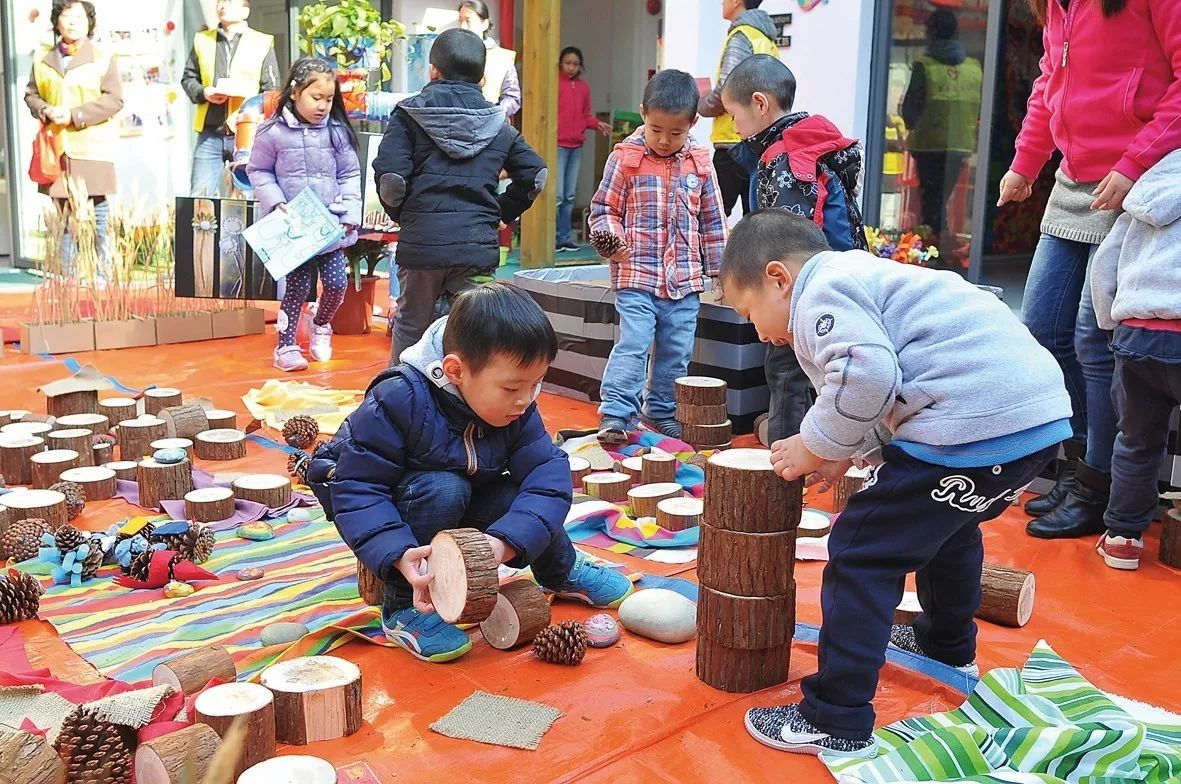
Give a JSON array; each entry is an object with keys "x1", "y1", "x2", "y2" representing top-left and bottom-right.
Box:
[{"x1": 721, "y1": 210, "x2": 1072, "y2": 756}]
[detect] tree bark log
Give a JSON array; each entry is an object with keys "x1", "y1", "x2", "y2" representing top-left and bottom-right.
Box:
[
  {"x1": 118, "y1": 417, "x2": 168, "y2": 463},
  {"x1": 105, "y1": 460, "x2": 138, "y2": 481},
  {"x1": 357, "y1": 559, "x2": 384, "y2": 606},
  {"x1": 615, "y1": 456, "x2": 644, "y2": 483},
  {"x1": 697, "y1": 585, "x2": 794, "y2": 650},
  {"x1": 582, "y1": 472, "x2": 632, "y2": 504},
  {"x1": 627, "y1": 482, "x2": 684, "y2": 519},
  {"x1": 568, "y1": 456, "x2": 592, "y2": 489},
  {"x1": 152, "y1": 645, "x2": 237, "y2": 694},
  {"x1": 30, "y1": 449, "x2": 82, "y2": 489},
  {"x1": 0, "y1": 489, "x2": 68, "y2": 529},
  {"x1": 99, "y1": 397, "x2": 138, "y2": 425},
  {"x1": 427, "y1": 527, "x2": 499, "y2": 625},
  {"x1": 58, "y1": 466, "x2": 117, "y2": 501},
  {"x1": 192, "y1": 682, "x2": 276, "y2": 780},
  {"x1": 675, "y1": 376, "x2": 727, "y2": 406},
  {"x1": 894, "y1": 591, "x2": 923, "y2": 625},
  {"x1": 977, "y1": 563, "x2": 1035, "y2": 627},
  {"x1": 640, "y1": 452, "x2": 678, "y2": 484},
  {"x1": 46, "y1": 429, "x2": 95, "y2": 466},
  {"x1": 231, "y1": 474, "x2": 292, "y2": 509},
  {"x1": 0, "y1": 728, "x2": 65, "y2": 784},
  {"x1": 0, "y1": 434, "x2": 45, "y2": 485},
  {"x1": 682, "y1": 421, "x2": 733, "y2": 449},
  {"x1": 194, "y1": 429, "x2": 247, "y2": 461},
  {"x1": 656, "y1": 496, "x2": 703, "y2": 532},
  {"x1": 54, "y1": 413, "x2": 110, "y2": 436},
  {"x1": 133, "y1": 723, "x2": 221, "y2": 784},
  {"x1": 1160, "y1": 509, "x2": 1181, "y2": 569},
  {"x1": 137, "y1": 458, "x2": 195, "y2": 511},
  {"x1": 704, "y1": 448, "x2": 802, "y2": 534},
  {"x1": 479, "y1": 580, "x2": 552, "y2": 650},
  {"x1": 46, "y1": 389, "x2": 98, "y2": 418},
  {"x1": 698, "y1": 524, "x2": 795, "y2": 595},
  {"x1": 203, "y1": 409, "x2": 238, "y2": 430},
  {"x1": 695, "y1": 638, "x2": 791, "y2": 693},
  {"x1": 184, "y1": 487, "x2": 236, "y2": 523},
  {"x1": 832, "y1": 467, "x2": 871, "y2": 515},
  {"x1": 143, "y1": 388, "x2": 183, "y2": 416},
  {"x1": 260, "y1": 656, "x2": 362, "y2": 745},
  {"x1": 675, "y1": 402, "x2": 729, "y2": 426},
  {"x1": 159, "y1": 404, "x2": 211, "y2": 439}
]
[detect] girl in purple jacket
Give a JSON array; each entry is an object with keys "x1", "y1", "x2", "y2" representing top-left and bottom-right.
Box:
[{"x1": 248, "y1": 58, "x2": 362, "y2": 372}]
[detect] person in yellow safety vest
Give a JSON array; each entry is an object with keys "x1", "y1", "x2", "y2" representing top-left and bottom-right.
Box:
[
  {"x1": 900, "y1": 8, "x2": 983, "y2": 240},
  {"x1": 458, "y1": 1, "x2": 521, "y2": 119},
  {"x1": 698, "y1": 0, "x2": 779, "y2": 218},
  {"x1": 24, "y1": 0, "x2": 123, "y2": 273},
  {"x1": 181, "y1": 0, "x2": 279, "y2": 197}
]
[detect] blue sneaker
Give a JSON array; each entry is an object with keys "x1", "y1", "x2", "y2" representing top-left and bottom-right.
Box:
[
  {"x1": 381, "y1": 607, "x2": 473, "y2": 662},
  {"x1": 553, "y1": 553, "x2": 635, "y2": 608}
]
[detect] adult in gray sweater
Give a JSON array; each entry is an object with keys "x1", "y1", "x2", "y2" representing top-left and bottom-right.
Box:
[{"x1": 721, "y1": 210, "x2": 1070, "y2": 756}]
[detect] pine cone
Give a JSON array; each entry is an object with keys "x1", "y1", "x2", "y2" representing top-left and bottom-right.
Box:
[
  {"x1": 589, "y1": 230, "x2": 625, "y2": 259},
  {"x1": 532, "y1": 620, "x2": 588, "y2": 665},
  {"x1": 54, "y1": 524, "x2": 86, "y2": 554},
  {"x1": 0, "y1": 569, "x2": 43, "y2": 624},
  {"x1": 166, "y1": 524, "x2": 215, "y2": 563},
  {"x1": 287, "y1": 450, "x2": 310, "y2": 485},
  {"x1": 282, "y1": 415, "x2": 320, "y2": 449},
  {"x1": 55, "y1": 705, "x2": 136, "y2": 784},
  {"x1": 80, "y1": 536, "x2": 105, "y2": 579},
  {"x1": 0, "y1": 518, "x2": 51, "y2": 563},
  {"x1": 49, "y1": 481, "x2": 86, "y2": 520},
  {"x1": 127, "y1": 548, "x2": 155, "y2": 583}
]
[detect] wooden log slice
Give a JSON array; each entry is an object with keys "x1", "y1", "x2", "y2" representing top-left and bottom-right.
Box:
[
  {"x1": 698, "y1": 523, "x2": 795, "y2": 595},
  {"x1": 259, "y1": 656, "x2": 362, "y2": 745},
  {"x1": 46, "y1": 429, "x2": 95, "y2": 467},
  {"x1": 640, "y1": 452, "x2": 678, "y2": 484},
  {"x1": 204, "y1": 409, "x2": 238, "y2": 430},
  {"x1": 0, "y1": 727, "x2": 65, "y2": 784},
  {"x1": 627, "y1": 482, "x2": 685, "y2": 519},
  {"x1": 1161, "y1": 509, "x2": 1181, "y2": 569},
  {"x1": 118, "y1": 416, "x2": 168, "y2": 463},
  {"x1": 676, "y1": 402, "x2": 729, "y2": 426},
  {"x1": 427, "y1": 527, "x2": 499, "y2": 625},
  {"x1": 194, "y1": 429, "x2": 247, "y2": 461},
  {"x1": 696, "y1": 638, "x2": 790, "y2": 693},
  {"x1": 92, "y1": 440, "x2": 114, "y2": 466},
  {"x1": 46, "y1": 389, "x2": 98, "y2": 418},
  {"x1": 134, "y1": 722, "x2": 221, "y2": 784},
  {"x1": 977, "y1": 563, "x2": 1035, "y2": 628},
  {"x1": 143, "y1": 387, "x2": 183, "y2": 416},
  {"x1": 0, "y1": 411, "x2": 16, "y2": 427},
  {"x1": 615, "y1": 456, "x2": 644, "y2": 483},
  {"x1": 357, "y1": 559, "x2": 384, "y2": 606},
  {"x1": 568, "y1": 455, "x2": 592, "y2": 488},
  {"x1": 479, "y1": 580, "x2": 552, "y2": 650},
  {"x1": 99, "y1": 397, "x2": 138, "y2": 425},
  {"x1": 159, "y1": 403, "x2": 210, "y2": 439},
  {"x1": 1, "y1": 421, "x2": 53, "y2": 439},
  {"x1": 137, "y1": 458, "x2": 195, "y2": 511},
  {"x1": 151, "y1": 438, "x2": 195, "y2": 460},
  {"x1": 192, "y1": 682, "x2": 276, "y2": 779},
  {"x1": 582, "y1": 472, "x2": 632, "y2": 504},
  {"x1": 894, "y1": 591, "x2": 924, "y2": 625},
  {"x1": 30, "y1": 449, "x2": 82, "y2": 489},
  {"x1": 797, "y1": 510, "x2": 832, "y2": 538},
  {"x1": 105, "y1": 460, "x2": 138, "y2": 481},
  {"x1": 675, "y1": 376, "x2": 727, "y2": 406},
  {"x1": 832, "y1": 466, "x2": 871, "y2": 515},
  {"x1": 656, "y1": 496, "x2": 704, "y2": 532},
  {"x1": 0, "y1": 489, "x2": 68, "y2": 529},
  {"x1": 231, "y1": 473, "x2": 291, "y2": 509},
  {"x1": 236, "y1": 756, "x2": 337, "y2": 784},
  {"x1": 59, "y1": 466, "x2": 117, "y2": 501},
  {"x1": 54, "y1": 413, "x2": 110, "y2": 436},
  {"x1": 696, "y1": 585, "x2": 794, "y2": 650},
  {"x1": 683, "y1": 421, "x2": 733, "y2": 450},
  {"x1": 152, "y1": 646, "x2": 237, "y2": 694},
  {"x1": 0, "y1": 434, "x2": 45, "y2": 485},
  {"x1": 184, "y1": 487, "x2": 236, "y2": 523},
  {"x1": 705, "y1": 448, "x2": 802, "y2": 534}
]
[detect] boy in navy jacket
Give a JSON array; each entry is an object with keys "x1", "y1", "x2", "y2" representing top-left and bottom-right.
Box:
[{"x1": 311, "y1": 283, "x2": 633, "y2": 662}]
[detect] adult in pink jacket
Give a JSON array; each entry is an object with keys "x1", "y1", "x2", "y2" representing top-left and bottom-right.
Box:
[
  {"x1": 555, "y1": 46, "x2": 611, "y2": 252},
  {"x1": 998, "y1": 0, "x2": 1181, "y2": 541}
]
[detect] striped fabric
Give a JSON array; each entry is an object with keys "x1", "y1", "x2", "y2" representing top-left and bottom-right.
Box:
[{"x1": 825, "y1": 642, "x2": 1181, "y2": 783}]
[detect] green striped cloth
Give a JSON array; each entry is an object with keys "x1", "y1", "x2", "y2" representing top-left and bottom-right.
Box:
[{"x1": 824, "y1": 642, "x2": 1181, "y2": 783}]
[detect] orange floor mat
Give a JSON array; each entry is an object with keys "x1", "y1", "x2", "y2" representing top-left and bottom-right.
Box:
[{"x1": 1, "y1": 334, "x2": 1179, "y2": 783}]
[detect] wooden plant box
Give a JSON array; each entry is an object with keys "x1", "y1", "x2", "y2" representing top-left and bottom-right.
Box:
[
  {"x1": 156, "y1": 312, "x2": 214, "y2": 345},
  {"x1": 211, "y1": 307, "x2": 266, "y2": 339},
  {"x1": 94, "y1": 317, "x2": 158, "y2": 350},
  {"x1": 21, "y1": 321, "x2": 96, "y2": 355}
]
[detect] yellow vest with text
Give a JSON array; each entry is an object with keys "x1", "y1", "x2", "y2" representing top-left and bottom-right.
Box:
[
  {"x1": 33, "y1": 47, "x2": 119, "y2": 163},
  {"x1": 483, "y1": 46, "x2": 516, "y2": 107},
  {"x1": 711, "y1": 24, "x2": 779, "y2": 146},
  {"x1": 192, "y1": 28, "x2": 274, "y2": 132},
  {"x1": 908, "y1": 55, "x2": 983, "y2": 153}
]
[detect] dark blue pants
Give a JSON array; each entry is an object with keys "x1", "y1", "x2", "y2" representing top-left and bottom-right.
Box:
[
  {"x1": 381, "y1": 470, "x2": 577, "y2": 615},
  {"x1": 800, "y1": 443, "x2": 1058, "y2": 740},
  {"x1": 764, "y1": 344, "x2": 814, "y2": 443}
]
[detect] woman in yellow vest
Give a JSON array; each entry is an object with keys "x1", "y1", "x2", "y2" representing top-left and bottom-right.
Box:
[
  {"x1": 23, "y1": 0, "x2": 123, "y2": 269},
  {"x1": 457, "y1": 1, "x2": 520, "y2": 119}
]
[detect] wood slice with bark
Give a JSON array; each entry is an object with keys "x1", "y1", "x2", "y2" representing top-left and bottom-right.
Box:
[
  {"x1": 1161, "y1": 509, "x2": 1181, "y2": 569},
  {"x1": 977, "y1": 563, "x2": 1035, "y2": 628},
  {"x1": 568, "y1": 455, "x2": 592, "y2": 489},
  {"x1": 675, "y1": 402, "x2": 729, "y2": 426},
  {"x1": 582, "y1": 472, "x2": 632, "y2": 504},
  {"x1": 0, "y1": 434, "x2": 45, "y2": 485},
  {"x1": 479, "y1": 580, "x2": 552, "y2": 650},
  {"x1": 894, "y1": 591, "x2": 923, "y2": 625},
  {"x1": 796, "y1": 511, "x2": 832, "y2": 538},
  {"x1": 54, "y1": 413, "x2": 110, "y2": 436},
  {"x1": 159, "y1": 404, "x2": 210, "y2": 439},
  {"x1": 203, "y1": 409, "x2": 238, "y2": 430},
  {"x1": 674, "y1": 376, "x2": 727, "y2": 407},
  {"x1": 832, "y1": 466, "x2": 871, "y2": 515},
  {"x1": 105, "y1": 460, "x2": 138, "y2": 481},
  {"x1": 615, "y1": 456, "x2": 644, "y2": 483},
  {"x1": 640, "y1": 452, "x2": 678, "y2": 484},
  {"x1": 92, "y1": 440, "x2": 114, "y2": 466},
  {"x1": 627, "y1": 482, "x2": 685, "y2": 519},
  {"x1": 99, "y1": 397, "x2": 138, "y2": 425},
  {"x1": 357, "y1": 559, "x2": 384, "y2": 606},
  {"x1": 118, "y1": 416, "x2": 168, "y2": 463},
  {"x1": 698, "y1": 524, "x2": 795, "y2": 595},
  {"x1": 231, "y1": 474, "x2": 291, "y2": 509},
  {"x1": 260, "y1": 656, "x2": 362, "y2": 745},
  {"x1": 150, "y1": 438, "x2": 194, "y2": 460},
  {"x1": 30, "y1": 449, "x2": 82, "y2": 489},
  {"x1": 133, "y1": 723, "x2": 221, "y2": 784},
  {"x1": 194, "y1": 429, "x2": 247, "y2": 461},
  {"x1": 46, "y1": 389, "x2": 98, "y2": 418},
  {"x1": 0, "y1": 727, "x2": 65, "y2": 784},
  {"x1": 696, "y1": 585, "x2": 794, "y2": 650},
  {"x1": 1, "y1": 421, "x2": 53, "y2": 439},
  {"x1": 695, "y1": 638, "x2": 791, "y2": 693},
  {"x1": 192, "y1": 682, "x2": 276, "y2": 779},
  {"x1": 143, "y1": 388, "x2": 183, "y2": 416},
  {"x1": 137, "y1": 458, "x2": 195, "y2": 511},
  {"x1": 236, "y1": 756, "x2": 338, "y2": 784},
  {"x1": 0, "y1": 489, "x2": 68, "y2": 530},
  {"x1": 705, "y1": 448, "x2": 802, "y2": 534},
  {"x1": 683, "y1": 421, "x2": 733, "y2": 450},
  {"x1": 656, "y1": 496, "x2": 704, "y2": 532},
  {"x1": 46, "y1": 429, "x2": 95, "y2": 466},
  {"x1": 427, "y1": 527, "x2": 499, "y2": 625},
  {"x1": 184, "y1": 487, "x2": 236, "y2": 523},
  {"x1": 152, "y1": 646, "x2": 236, "y2": 694},
  {"x1": 59, "y1": 466, "x2": 117, "y2": 501}
]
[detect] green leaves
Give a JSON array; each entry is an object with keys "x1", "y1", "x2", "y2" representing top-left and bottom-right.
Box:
[{"x1": 297, "y1": 0, "x2": 405, "y2": 60}]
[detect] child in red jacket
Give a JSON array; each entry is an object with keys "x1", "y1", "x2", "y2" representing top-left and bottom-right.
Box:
[{"x1": 556, "y1": 47, "x2": 611, "y2": 252}]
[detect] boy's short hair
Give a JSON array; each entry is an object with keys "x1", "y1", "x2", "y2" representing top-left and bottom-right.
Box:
[
  {"x1": 443, "y1": 282, "x2": 559, "y2": 372},
  {"x1": 722, "y1": 55, "x2": 796, "y2": 111},
  {"x1": 721, "y1": 210, "x2": 831, "y2": 290},
  {"x1": 642, "y1": 70, "x2": 699, "y2": 121},
  {"x1": 927, "y1": 8, "x2": 958, "y2": 40},
  {"x1": 430, "y1": 28, "x2": 487, "y2": 84}
]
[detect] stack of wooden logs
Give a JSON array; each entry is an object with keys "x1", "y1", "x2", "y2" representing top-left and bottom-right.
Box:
[
  {"x1": 696, "y1": 448, "x2": 801, "y2": 692},
  {"x1": 675, "y1": 377, "x2": 731, "y2": 450}
]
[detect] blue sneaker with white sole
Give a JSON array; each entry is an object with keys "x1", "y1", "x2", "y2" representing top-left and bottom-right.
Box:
[
  {"x1": 553, "y1": 553, "x2": 635, "y2": 608},
  {"x1": 382, "y1": 606, "x2": 473, "y2": 662}
]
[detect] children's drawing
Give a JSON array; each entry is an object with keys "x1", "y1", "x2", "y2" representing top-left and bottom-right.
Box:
[{"x1": 242, "y1": 187, "x2": 345, "y2": 281}]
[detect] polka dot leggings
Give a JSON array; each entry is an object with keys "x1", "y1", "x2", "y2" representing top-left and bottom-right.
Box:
[{"x1": 277, "y1": 248, "x2": 348, "y2": 347}]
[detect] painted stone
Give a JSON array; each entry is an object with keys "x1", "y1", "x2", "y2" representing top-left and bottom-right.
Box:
[
  {"x1": 584, "y1": 613, "x2": 620, "y2": 648},
  {"x1": 618, "y1": 589, "x2": 697, "y2": 644},
  {"x1": 153, "y1": 448, "x2": 188, "y2": 465},
  {"x1": 260, "y1": 621, "x2": 309, "y2": 646},
  {"x1": 237, "y1": 521, "x2": 275, "y2": 541},
  {"x1": 287, "y1": 508, "x2": 311, "y2": 523},
  {"x1": 237, "y1": 567, "x2": 265, "y2": 581},
  {"x1": 163, "y1": 581, "x2": 195, "y2": 598}
]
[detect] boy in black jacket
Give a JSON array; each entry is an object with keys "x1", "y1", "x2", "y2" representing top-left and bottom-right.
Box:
[{"x1": 374, "y1": 28, "x2": 546, "y2": 364}]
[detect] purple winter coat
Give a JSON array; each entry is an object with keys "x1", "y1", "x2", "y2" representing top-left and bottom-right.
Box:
[{"x1": 247, "y1": 107, "x2": 362, "y2": 254}]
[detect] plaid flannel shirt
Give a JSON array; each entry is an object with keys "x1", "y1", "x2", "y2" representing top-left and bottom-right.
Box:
[{"x1": 589, "y1": 130, "x2": 727, "y2": 299}]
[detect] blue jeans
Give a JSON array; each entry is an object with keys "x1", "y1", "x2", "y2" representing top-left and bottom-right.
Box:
[
  {"x1": 599, "y1": 289, "x2": 700, "y2": 423},
  {"x1": 1021, "y1": 234, "x2": 1116, "y2": 472},
  {"x1": 555, "y1": 145, "x2": 583, "y2": 245},
  {"x1": 191, "y1": 130, "x2": 235, "y2": 197},
  {"x1": 381, "y1": 470, "x2": 577, "y2": 615}
]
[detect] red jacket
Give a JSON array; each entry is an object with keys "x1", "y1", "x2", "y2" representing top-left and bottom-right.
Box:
[
  {"x1": 557, "y1": 75, "x2": 599, "y2": 149},
  {"x1": 1011, "y1": 0, "x2": 1181, "y2": 183}
]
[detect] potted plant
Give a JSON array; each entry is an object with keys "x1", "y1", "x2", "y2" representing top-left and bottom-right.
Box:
[
  {"x1": 298, "y1": 0, "x2": 405, "y2": 81},
  {"x1": 330, "y1": 238, "x2": 386, "y2": 335}
]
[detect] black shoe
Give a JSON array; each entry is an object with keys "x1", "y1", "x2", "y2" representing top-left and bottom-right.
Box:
[
  {"x1": 1026, "y1": 460, "x2": 1110, "y2": 539},
  {"x1": 597, "y1": 416, "x2": 630, "y2": 445},
  {"x1": 1024, "y1": 438, "x2": 1084, "y2": 516}
]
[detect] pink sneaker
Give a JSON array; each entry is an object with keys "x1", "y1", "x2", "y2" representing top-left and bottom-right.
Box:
[
  {"x1": 1096, "y1": 532, "x2": 1143, "y2": 570},
  {"x1": 310, "y1": 323, "x2": 333, "y2": 362},
  {"x1": 273, "y1": 345, "x2": 308, "y2": 372}
]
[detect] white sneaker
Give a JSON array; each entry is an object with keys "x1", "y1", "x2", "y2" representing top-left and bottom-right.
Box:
[{"x1": 310, "y1": 323, "x2": 333, "y2": 362}]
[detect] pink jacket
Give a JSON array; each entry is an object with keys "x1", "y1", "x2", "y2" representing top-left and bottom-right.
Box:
[
  {"x1": 557, "y1": 75, "x2": 599, "y2": 149},
  {"x1": 1011, "y1": 0, "x2": 1181, "y2": 183}
]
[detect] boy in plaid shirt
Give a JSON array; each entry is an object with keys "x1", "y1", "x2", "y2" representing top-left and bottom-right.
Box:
[{"x1": 589, "y1": 69, "x2": 728, "y2": 442}]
